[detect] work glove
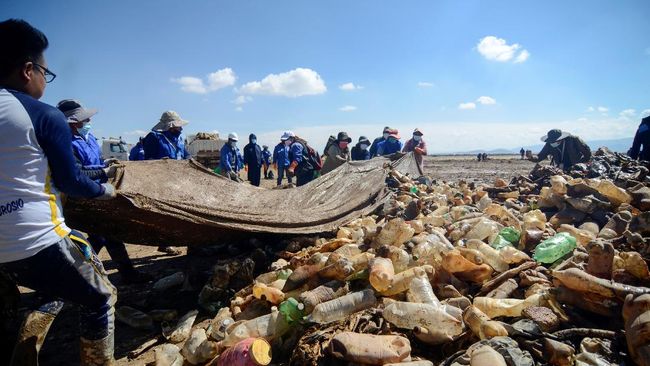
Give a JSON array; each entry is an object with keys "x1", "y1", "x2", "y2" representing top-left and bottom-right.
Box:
[
  {"x1": 103, "y1": 165, "x2": 118, "y2": 179},
  {"x1": 287, "y1": 161, "x2": 298, "y2": 175},
  {"x1": 103, "y1": 158, "x2": 119, "y2": 166},
  {"x1": 96, "y1": 183, "x2": 117, "y2": 200}
]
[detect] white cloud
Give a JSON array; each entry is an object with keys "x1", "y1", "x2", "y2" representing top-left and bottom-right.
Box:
[
  {"x1": 476, "y1": 96, "x2": 496, "y2": 105},
  {"x1": 477, "y1": 36, "x2": 529, "y2": 63},
  {"x1": 597, "y1": 106, "x2": 609, "y2": 113},
  {"x1": 641, "y1": 109, "x2": 650, "y2": 118},
  {"x1": 232, "y1": 95, "x2": 252, "y2": 105},
  {"x1": 577, "y1": 117, "x2": 588, "y2": 122},
  {"x1": 339, "y1": 82, "x2": 363, "y2": 91},
  {"x1": 587, "y1": 106, "x2": 595, "y2": 112},
  {"x1": 458, "y1": 102, "x2": 476, "y2": 110},
  {"x1": 339, "y1": 105, "x2": 357, "y2": 112},
  {"x1": 124, "y1": 129, "x2": 147, "y2": 137},
  {"x1": 171, "y1": 68, "x2": 236, "y2": 94},
  {"x1": 620, "y1": 109, "x2": 636, "y2": 119},
  {"x1": 514, "y1": 49, "x2": 530, "y2": 63},
  {"x1": 238, "y1": 68, "x2": 327, "y2": 97},
  {"x1": 418, "y1": 82, "x2": 434, "y2": 88}
]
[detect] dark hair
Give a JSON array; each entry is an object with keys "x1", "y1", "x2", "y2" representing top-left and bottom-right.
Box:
[{"x1": 0, "y1": 19, "x2": 49, "y2": 79}]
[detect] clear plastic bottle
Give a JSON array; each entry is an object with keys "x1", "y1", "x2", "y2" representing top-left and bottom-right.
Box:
[
  {"x1": 319, "y1": 253, "x2": 355, "y2": 281},
  {"x1": 498, "y1": 246, "x2": 530, "y2": 264},
  {"x1": 381, "y1": 265, "x2": 434, "y2": 296},
  {"x1": 469, "y1": 345, "x2": 507, "y2": 366},
  {"x1": 377, "y1": 245, "x2": 411, "y2": 273},
  {"x1": 334, "y1": 243, "x2": 363, "y2": 258},
  {"x1": 165, "y1": 310, "x2": 199, "y2": 343},
  {"x1": 369, "y1": 257, "x2": 395, "y2": 292},
  {"x1": 477, "y1": 195, "x2": 493, "y2": 211},
  {"x1": 299, "y1": 280, "x2": 349, "y2": 314},
  {"x1": 466, "y1": 239, "x2": 509, "y2": 272},
  {"x1": 465, "y1": 218, "x2": 502, "y2": 242},
  {"x1": 463, "y1": 305, "x2": 508, "y2": 339},
  {"x1": 329, "y1": 332, "x2": 411, "y2": 365},
  {"x1": 406, "y1": 274, "x2": 440, "y2": 305},
  {"x1": 153, "y1": 271, "x2": 185, "y2": 292},
  {"x1": 441, "y1": 250, "x2": 493, "y2": 283},
  {"x1": 252, "y1": 283, "x2": 285, "y2": 304},
  {"x1": 116, "y1": 306, "x2": 153, "y2": 330},
  {"x1": 412, "y1": 237, "x2": 454, "y2": 266},
  {"x1": 155, "y1": 344, "x2": 183, "y2": 366},
  {"x1": 374, "y1": 218, "x2": 416, "y2": 247},
  {"x1": 557, "y1": 224, "x2": 594, "y2": 247},
  {"x1": 523, "y1": 210, "x2": 546, "y2": 231},
  {"x1": 223, "y1": 309, "x2": 290, "y2": 346},
  {"x1": 473, "y1": 294, "x2": 545, "y2": 318},
  {"x1": 595, "y1": 179, "x2": 632, "y2": 207},
  {"x1": 307, "y1": 289, "x2": 376, "y2": 324},
  {"x1": 382, "y1": 301, "x2": 464, "y2": 342},
  {"x1": 550, "y1": 175, "x2": 568, "y2": 195},
  {"x1": 181, "y1": 328, "x2": 210, "y2": 365},
  {"x1": 532, "y1": 232, "x2": 577, "y2": 264},
  {"x1": 282, "y1": 263, "x2": 323, "y2": 291}
]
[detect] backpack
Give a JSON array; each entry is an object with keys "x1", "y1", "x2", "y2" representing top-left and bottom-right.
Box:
[{"x1": 293, "y1": 139, "x2": 322, "y2": 171}]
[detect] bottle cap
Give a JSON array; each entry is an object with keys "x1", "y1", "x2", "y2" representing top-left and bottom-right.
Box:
[{"x1": 250, "y1": 338, "x2": 272, "y2": 365}]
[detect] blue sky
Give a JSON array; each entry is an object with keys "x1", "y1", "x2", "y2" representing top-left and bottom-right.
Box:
[{"x1": 5, "y1": 0, "x2": 650, "y2": 152}]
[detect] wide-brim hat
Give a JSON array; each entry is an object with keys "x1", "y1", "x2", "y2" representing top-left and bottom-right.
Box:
[
  {"x1": 413, "y1": 128, "x2": 424, "y2": 136},
  {"x1": 153, "y1": 110, "x2": 189, "y2": 131},
  {"x1": 358, "y1": 135, "x2": 371, "y2": 145},
  {"x1": 388, "y1": 129, "x2": 401, "y2": 139},
  {"x1": 337, "y1": 131, "x2": 352, "y2": 143},
  {"x1": 57, "y1": 99, "x2": 98, "y2": 123},
  {"x1": 541, "y1": 128, "x2": 569, "y2": 143}
]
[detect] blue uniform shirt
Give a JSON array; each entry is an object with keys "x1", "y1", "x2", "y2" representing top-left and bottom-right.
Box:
[
  {"x1": 262, "y1": 149, "x2": 272, "y2": 165},
  {"x1": 376, "y1": 139, "x2": 403, "y2": 156},
  {"x1": 129, "y1": 142, "x2": 145, "y2": 161},
  {"x1": 143, "y1": 131, "x2": 190, "y2": 160},
  {"x1": 220, "y1": 143, "x2": 241, "y2": 172},
  {"x1": 272, "y1": 143, "x2": 290, "y2": 167},
  {"x1": 71, "y1": 133, "x2": 104, "y2": 170}
]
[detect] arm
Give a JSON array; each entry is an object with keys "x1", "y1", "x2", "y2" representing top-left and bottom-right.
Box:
[
  {"x1": 369, "y1": 139, "x2": 379, "y2": 158},
  {"x1": 577, "y1": 137, "x2": 592, "y2": 162},
  {"x1": 415, "y1": 140, "x2": 427, "y2": 155},
  {"x1": 35, "y1": 109, "x2": 104, "y2": 198},
  {"x1": 74, "y1": 152, "x2": 108, "y2": 183},
  {"x1": 530, "y1": 143, "x2": 550, "y2": 163},
  {"x1": 142, "y1": 133, "x2": 159, "y2": 160},
  {"x1": 630, "y1": 126, "x2": 646, "y2": 159}
]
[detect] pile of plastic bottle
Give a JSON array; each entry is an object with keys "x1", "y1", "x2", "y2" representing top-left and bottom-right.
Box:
[{"x1": 150, "y1": 163, "x2": 650, "y2": 366}]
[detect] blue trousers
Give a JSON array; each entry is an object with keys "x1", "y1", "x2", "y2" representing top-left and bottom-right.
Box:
[
  {"x1": 0, "y1": 236, "x2": 116, "y2": 341},
  {"x1": 277, "y1": 166, "x2": 293, "y2": 186}
]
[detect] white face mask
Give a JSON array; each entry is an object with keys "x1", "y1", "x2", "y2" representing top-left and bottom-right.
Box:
[
  {"x1": 360, "y1": 144, "x2": 369, "y2": 150},
  {"x1": 413, "y1": 135, "x2": 421, "y2": 142},
  {"x1": 383, "y1": 133, "x2": 389, "y2": 139},
  {"x1": 550, "y1": 141, "x2": 561, "y2": 148},
  {"x1": 284, "y1": 140, "x2": 291, "y2": 146}
]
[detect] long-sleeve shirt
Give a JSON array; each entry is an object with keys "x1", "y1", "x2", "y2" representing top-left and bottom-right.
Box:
[
  {"x1": 243, "y1": 143, "x2": 263, "y2": 167},
  {"x1": 630, "y1": 119, "x2": 650, "y2": 161},
  {"x1": 321, "y1": 144, "x2": 350, "y2": 174},
  {"x1": 220, "y1": 143, "x2": 241, "y2": 173},
  {"x1": 273, "y1": 143, "x2": 290, "y2": 167},
  {"x1": 369, "y1": 136, "x2": 385, "y2": 158},
  {"x1": 143, "y1": 131, "x2": 190, "y2": 160},
  {"x1": 533, "y1": 135, "x2": 591, "y2": 170},
  {"x1": 351, "y1": 145, "x2": 370, "y2": 161},
  {"x1": 0, "y1": 88, "x2": 104, "y2": 263},
  {"x1": 403, "y1": 138, "x2": 427, "y2": 166},
  {"x1": 129, "y1": 142, "x2": 145, "y2": 161},
  {"x1": 376, "y1": 139, "x2": 403, "y2": 156},
  {"x1": 262, "y1": 149, "x2": 272, "y2": 165}
]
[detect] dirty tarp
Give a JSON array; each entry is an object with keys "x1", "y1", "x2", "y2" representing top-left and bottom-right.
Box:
[{"x1": 64, "y1": 153, "x2": 424, "y2": 246}]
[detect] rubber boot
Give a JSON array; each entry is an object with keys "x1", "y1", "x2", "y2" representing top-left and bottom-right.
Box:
[
  {"x1": 10, "y1": 310, "x2": 58, "y2": 366},
  {"x1": 80, "y1": 333, "x2": 115, "y2": 366}
]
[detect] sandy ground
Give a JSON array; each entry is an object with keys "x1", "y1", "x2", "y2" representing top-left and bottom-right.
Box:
[{"x1": 5, "y1": 155, "x2": 536, "y2": 365}]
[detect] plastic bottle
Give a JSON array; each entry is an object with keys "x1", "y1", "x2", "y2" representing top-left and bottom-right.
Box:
[
  {"x1": 153, "y1": 271, "x2": 185, "y2": 292},
  {"x1": 165, "y1": 310, "x2": 199, "y2": 343},
  {"x1": 382, "y1": 302, "x2": 464, "y2": 343},
  {"x1": 116, "y1": 306, "x2": 153, "y2": 329},
  {"x1": 278, "y1": 298, "x2": 304, "y2": 325},
  {"x1": 465, "y1": 218, "x2": 502, "y2": 242},
  {"x1": 155, "y1": 344, "x2": 183, "y2": 366},
  {"x1": 373, "y1": 218, "x2": 416, "y2": 247},
  {"x1": 377, "y1": 245, "x2": 411, "y2": 273},
  {"x1": 329, "y1": 332, "x2": 411, "y2": 364},
  {"x1": 406, "y1": 274, "x2": 440, "y2": 305},
  {"x1": 307, "y1": 289, "x2": 376, "y2": 324},
  {"x1": 490, "y1": 227, "x2": 520, "y2": 249},
  {"x1": 252, "y1": 282, "x2": 285, "y2": 304},
  {"x1": 477, "y1": 195, "x2": 493, "y2": 211},
  {"x1": 595, "y1": 179, "x2": 632, "y2": 207},
  {"x1": 334, "y1": 244, "x2": 363, "y2": 258},
  {"x1": 441, "y1": 250, "x2": 493, "y2": 283},
  {"x1": 369, "y1": 257, "x2": 395, "y2": 292},
  {"x1": 498, "y1": 246, "x2": 530, "y2": 264},
  {"x1": 469, "y1": 345, "x2": 507, "y2": 366},
  {"x1": 223, "y1": 309, "x2": 289, "y2": 346},
  {"x1": 181, "y1": 328, "x2": 209, "y2": 365},
  {"x1": 210, "y1": 316, "x2": 234, "y2": 341},
  {"x1": 473, "y1": 294, "x2": 545, "y2": 319},
  {"x1": 532, "y1": 232, "x2": 577, "y2": 264},
  {"x1": 463, "y1": 305, "x2": 508, "y2": 339},
  {"x1": 523, "y1": 210, "x2": 546, "y2": 231},
  {"x1": 217, "y1": 338, "x2": 272, "y2": 366},
  {"x1": 466, "y1": 239, "x2": 509, "y2": 272},
  {"x1": 557, "y1": 224, "x2": 595, "y2": 247},
  {"x1": 550, "y1": 175, "x2": 568, "y2": 195},
  {"x1": 381, "y1": 265, "x2": 434, "y2": 296},
  {"x1": 282, "y1": 263, "x2": 323, "y2": 292},
  {"x1": 299, "y1": 280, "x2": 349, "y2": 314}
]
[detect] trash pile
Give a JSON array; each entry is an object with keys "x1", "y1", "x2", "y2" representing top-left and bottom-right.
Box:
[{"x1": 126, "y1": 157, "x2": 650, "y2": 366}]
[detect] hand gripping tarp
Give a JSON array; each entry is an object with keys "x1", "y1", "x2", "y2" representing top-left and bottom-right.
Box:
[{"x1": 64, "y1": 153, "x2": 423, "y2": 246}]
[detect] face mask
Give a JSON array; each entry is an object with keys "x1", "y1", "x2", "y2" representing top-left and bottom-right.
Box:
[
  {"x1": 413, "y1": 135, "x2": 421, "y2": 142},
  {"x1": 383, "y1": 133, "x2": 389, "y2": 139},
  {"x1": 360, "y1": 144, "x2": 369, "y2": 150},
  {"x1": 284, "y1": 140, "x2": 291, "y2": 146},
  {"x1": 78, "y1": 122, "x2": 92, "y2": 137},
  {"x1": 388, "y1": 137, "x2": 397, "y2": 143},
  {"x1": 339, "y1": 142, "x2": 349, "y2": 149},
  {"x1": 230, "y1": 141, "x2": 237, "y2": 147},
  {"x1": 251, "y1": 139, "x2": 257, "y2": 144},
  {"x1": 550, "y1": 141, "x2": 561, "y2": 148}
]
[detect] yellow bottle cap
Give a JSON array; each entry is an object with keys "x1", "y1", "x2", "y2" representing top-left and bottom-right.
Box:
[{"x1": 250, "y1": 338, "x2": 272, "y2": 365}]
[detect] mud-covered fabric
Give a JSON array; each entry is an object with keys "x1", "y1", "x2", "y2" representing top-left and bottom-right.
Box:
[{"x1": 64, "y1": 153, "x2": 424, "y2": 246}]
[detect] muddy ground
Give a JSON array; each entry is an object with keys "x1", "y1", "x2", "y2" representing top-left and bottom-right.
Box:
[{"x1": 6, "y1": 155, "x2": 536, "y2": 365}]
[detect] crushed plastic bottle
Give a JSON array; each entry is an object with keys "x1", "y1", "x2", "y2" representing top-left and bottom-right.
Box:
[
  {"x1": 466, "y1": 239, "x2": 509, "y2": 272},
  {"x1": 369, "y1": 257, "x2": 395, "y2": 292},
  {"x1": 154, "y1": 344, "x2": 183, "y2": 366},
  {"x1": 381, "y1": 265, "x2": 434, "y2": 296},
  {"x1": 442, "y1": 250, "x2": 493, "y2": 283},
  {"x1": 217, "y1": 337, "x2": 272, "y2": 366},
  {"x1": 299, "y1": 280, "x2": 349, "y2": 314},
  {"x1": 116, "y1": 306, "x2": 153, "y2": 330},
  {"x1": 329, "y1": 332, "x2": 411, "y2": 364},
  {"x1": 463, "y1": 305, "x2": 508, "y2": 339},
  {"x1": 278, "y1": 298, "x2": 304, "y2": 325},
  {"x1": 223, "y1": 308, "x2": 290, "y2": 346},
  {"x1": 252, "y1": 282, "x2": 285, "y2": 304},
  {"x1": 377, "y1": 245, "x2": 411, "y2": 273},
  {"x1": 382, "y1": 301, "x2": 464, "y2": 344},
  {"x1": 473, "y1": 293, "x2": 546, "y2": 318},
  {"x1": 490, "y1": 227, "x2": 520, "y2": 249},
  {"x1": 406, "y1": 273, "x2": 440, "y2": 305},
  {"x1": 153, "y1": 271, "x2": 185, "y2": 292},
  {"x1": 533, "y1": 232, "x2": 577, "y2": 264},
  {"x1": 307, "y1": 289, "x2": 376, "y2": 324},
  {"x1": 465, "y1": 218, "x2": 502, "y2": 242},
  {"x1": 164, "y1": 309, "x2": 199, "y2": 343}
]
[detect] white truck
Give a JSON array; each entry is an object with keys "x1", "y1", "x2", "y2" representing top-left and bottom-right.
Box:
[
  {"x1": 101, "y1": 137, "x2": 131, "y2": 161},
  {"x1": 186, "y1": 132, "x2": 227, "y2": 169}
]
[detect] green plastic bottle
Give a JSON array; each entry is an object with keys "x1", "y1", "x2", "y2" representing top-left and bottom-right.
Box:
[
  {"x1": 279, "y1": 298, "x2": 304, "y2": 325},
  {"x1": 490, "y1": 227, "x2": 521, "y2": 250},
  {"x1": 532, "y1": 232, "x2": 577, "y2": 264},
  {"x1": 410, "y1": 186, "x2": 419, "y2": 194}
]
